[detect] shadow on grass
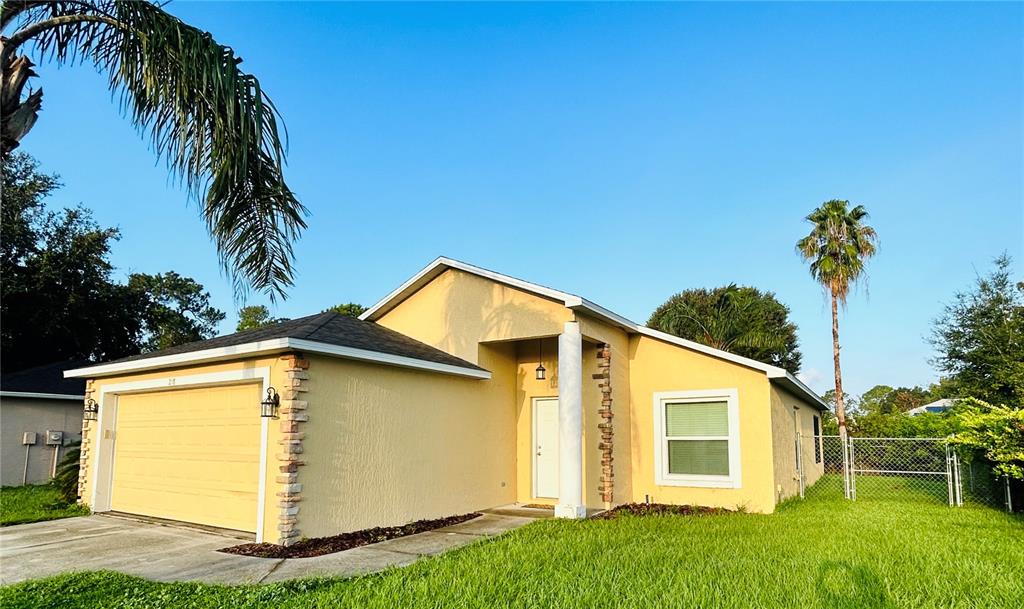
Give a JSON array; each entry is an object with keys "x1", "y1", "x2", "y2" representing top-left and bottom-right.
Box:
[{"x1": 816, "y1": 561, "x2": 892, "y2": 609}]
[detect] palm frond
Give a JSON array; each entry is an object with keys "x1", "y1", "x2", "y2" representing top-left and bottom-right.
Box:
[
  {"x1": 796, "y1": 199, "x2": 878, "y2": 305},
  {"x1": 4, "y1": 1, "x2": 307, "y2": 298}
]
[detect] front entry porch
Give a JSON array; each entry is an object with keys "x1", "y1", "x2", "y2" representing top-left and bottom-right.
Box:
[{"x1": 508, "y1": 320, "x2": 617, "y2": 520}]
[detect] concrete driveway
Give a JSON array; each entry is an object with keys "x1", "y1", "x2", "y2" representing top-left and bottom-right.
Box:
[{"x1": 0, "y1": 508, "x2": 542, "y2": 585}]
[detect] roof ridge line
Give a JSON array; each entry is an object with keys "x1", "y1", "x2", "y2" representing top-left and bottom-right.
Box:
[{"x1": 296, "y1": 311, "x2": 340, "y2": 340}]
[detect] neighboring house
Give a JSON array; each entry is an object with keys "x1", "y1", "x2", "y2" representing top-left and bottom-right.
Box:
[
  {"x1": 1, "y1": 361, "x2": 86, "y2": 486},
  {"x1": 907, "y1": 399, "x2": 956, "y2": 416},
  {"x1": 66, "y1": 257, "x2": 826, "y2": 546}
]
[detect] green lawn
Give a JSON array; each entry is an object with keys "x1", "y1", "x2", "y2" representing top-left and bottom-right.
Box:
[
  {"x1": 2, "y1": 480, "x2": 1022, "y2": 609},
  {"x1": 0, "y1": 485, "x2": 89, "y2": 527}
]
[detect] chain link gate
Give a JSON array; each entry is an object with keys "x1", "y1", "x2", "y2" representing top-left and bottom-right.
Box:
[
  {"x1": 847, "y1": 437, "x2": 952, "y2": 504},
  {"x1": 809, "y1": 435, "x2": 1012, "y2": 511}
]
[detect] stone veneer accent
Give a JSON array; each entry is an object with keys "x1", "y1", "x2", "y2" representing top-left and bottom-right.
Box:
[
  {"x1": 276, "y1": 353, "x2": 310, "y2": 546},
  {"x1": 77, "y1": 380, "x2": 96, "y2": 502},
  {"x1": 595, "y1": 343, "x2": 614, "y2": 504}
]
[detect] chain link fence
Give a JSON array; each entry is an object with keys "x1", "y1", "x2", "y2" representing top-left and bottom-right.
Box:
[{"x1": 806, "y1": 435, "x2": 1012, "y2": 511}]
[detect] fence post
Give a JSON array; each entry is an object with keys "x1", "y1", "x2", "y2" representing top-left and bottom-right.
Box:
[
  {"x1": 842, "y1": 436, "x2": 850, "y2": 500},
  {"x1": 952, "y1": 450, "x2": 963, "y2": 507},
  {"x1": 848, "y1": 438, "x2": 857, "y2": 501},
  {"x1": 944, "y1": 445, "x2": 954, "y2": 507},
  {"x1": 1006, "y1": 476, "x2": 1014, "y2": 513}
]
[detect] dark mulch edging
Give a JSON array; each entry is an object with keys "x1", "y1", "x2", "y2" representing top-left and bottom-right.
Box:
[
  {"x1": 219, "y1": 512, "x2": 482, "y2": 559},
  {"x1": 591, "y1": 503, "x2": 733, "y2": 519}
]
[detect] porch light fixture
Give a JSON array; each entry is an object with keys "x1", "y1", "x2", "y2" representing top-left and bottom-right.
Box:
[
  {"x1": 83, "y1": 398, "x2": 98, "y2": 421},
  {"x1": 261, "y1": 387, "x2": 280, "y2": 419},
  {"x1": 535, "y1": 339, "x2": 546, "y2": 380}
]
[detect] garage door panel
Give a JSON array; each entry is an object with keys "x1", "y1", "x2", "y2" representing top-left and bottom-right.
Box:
[{"x1": 110, "y1": 383, "x2": 261, "y2": 532}]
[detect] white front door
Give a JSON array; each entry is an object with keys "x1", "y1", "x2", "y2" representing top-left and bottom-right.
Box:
[{"x1": 533, "y1": 397, "x2": 560, "y2": 499}]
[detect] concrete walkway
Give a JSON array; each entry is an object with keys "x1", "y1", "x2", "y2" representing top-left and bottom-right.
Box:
[{"x1": 0, "y1": 508, "x2": 546, "y2": 585}]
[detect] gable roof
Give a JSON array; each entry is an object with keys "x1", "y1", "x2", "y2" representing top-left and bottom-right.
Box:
[
  {"x1": 65, "y1": 312, "x2": 489, "y2": 380},
  {"x1": 1, "y1": 360, "x2": 87, "y2": 400},
  {"x1": 361, "y1": 257, "x2": 827, "y2": 409}
]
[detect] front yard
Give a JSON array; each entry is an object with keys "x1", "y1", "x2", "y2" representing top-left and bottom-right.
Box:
[
  {"x1": 0, "y1": 485, "x2": 89, "y2": 527},
  {"x1": 2, "y1": 483, "x2": 1021, "y2": 608}
]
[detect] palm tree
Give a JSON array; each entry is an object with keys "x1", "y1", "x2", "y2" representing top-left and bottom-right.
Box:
[
  {"x1": 1, "y1": 1, "x2": 307, "y2": 299},
  {"x1": 648, "y1": 284, "x2": 802, "y2": 372},
  {"x1": 797, "y1": 200, "x2": 878, "y2": 439}
]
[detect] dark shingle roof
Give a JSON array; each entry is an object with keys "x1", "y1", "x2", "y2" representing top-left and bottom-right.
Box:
[
  {"x1": 1, "y1": 360, "x2": 88, "y2": 396},
  {"x1": 104, "y1": 312, "x2": 485, "y2": 372}
]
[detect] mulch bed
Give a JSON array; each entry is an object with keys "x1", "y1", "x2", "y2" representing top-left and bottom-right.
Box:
[
  {"x1": 220, "y1": 512, "x2": 482, "y2": 559},
  {"x1": 590, "y1": 502, "x2": 732, "y2": 519}
]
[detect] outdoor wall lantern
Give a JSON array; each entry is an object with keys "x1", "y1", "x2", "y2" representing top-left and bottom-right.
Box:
[
  {"x1": 261, "y1": 387, "x2": 280, "y2": 419},
  {"x1": 83, "y1": 398, "x2": 98, "y2": 421},
  {"x1": 535, "y1": 339, "x2": 546, "y2": 381}
]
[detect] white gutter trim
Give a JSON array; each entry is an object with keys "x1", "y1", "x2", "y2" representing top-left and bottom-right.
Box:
[
  {"x1": 360, "y1": 256, "x2": 825, "y2": 408},
  {"x1": 64, "y1": 338, "x2": 293, "y2": 378},
  {"x1": 64, "y1": 337, "x2": 490, "y2": 381},
  {"x1": 286, "y1": 338, "x2": 491, "y2": 379},
  {"x1": 765, "y1": 368, "x2": 830, "y2": 410},
  {"x1": 0, "y1": 391, "x2": 85, "y2": 401},
  {"x1": 360, "y1": 256, "x2": 577, "y2": 321}
]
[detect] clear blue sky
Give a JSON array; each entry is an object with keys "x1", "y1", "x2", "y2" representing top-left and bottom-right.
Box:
[{"x1": 21, "y1": 1, "x2": 1023, "y2": 397}]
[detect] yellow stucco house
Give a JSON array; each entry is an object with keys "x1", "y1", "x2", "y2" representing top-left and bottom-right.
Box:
[{"x1": 67, "y1": 257, "x2": 826, "y2": 546}]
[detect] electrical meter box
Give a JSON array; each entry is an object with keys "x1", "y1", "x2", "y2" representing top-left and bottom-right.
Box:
[
  {"x1": 45, "y1": 430, "x2": 63, "y2": 446},
  {"x1": 22, "y1": 432, "x2": 37, "y2": 445}
]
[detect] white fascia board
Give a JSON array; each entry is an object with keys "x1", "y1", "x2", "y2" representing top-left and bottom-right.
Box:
[
  {"x1": 64, "y1": 337, "x2": 490, "y2": 381},
  {"x1": 365, "y1": 257, "x2": 781, "y2": 376},
  {"x1": 570, "y1": 306, "x2": 826, "y2": 409},
  {"x1": 0, "y1": 391, "x2": 85, "y2": 401},
  {"x1": 285, "y1": 338, "x2": 491, "y2": 379},
  {"x1": 361, "y1": 256, "x2": 579, "y2": 321},
  {"x1": 360, "y1": 256, "x2": 822, "y2": 406},
  {"x1": 765, "y1": 369, "x2": 829, "y2": 410},
  {"x1": 360, "y1": 256, "x2": 450, "y2": 321},
  {"x1": 64, "y1": 338, "x2": 293, "y2": 378}
]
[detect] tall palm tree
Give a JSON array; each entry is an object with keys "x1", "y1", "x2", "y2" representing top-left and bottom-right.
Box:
[
  {"x1": 797, "y1": 200, "x2": 878, "y2": 439},
  {"x1": 1, "y1": 1, "x2": 307, "y2": 299}
]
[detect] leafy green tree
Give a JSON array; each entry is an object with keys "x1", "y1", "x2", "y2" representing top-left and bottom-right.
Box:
[
  {"x1": 1, "y1": 153, "x2": 225, "y2": 370},
  {"x1": 236, "y1": 305, "x2": 287, "y2": 331},
  {"x1": 949, "y1": 398, "x2": 1024, "y2": 480},
  {"x1": 858, "y1": 384, "x2": 933, "y2": 416},
  {"x1": 647, "y1": 285, "x2": 802, "y2": 373},
  {"x1": 931, "y1": 255, "x2": 1024, "y2": 406},
  {"x1": 2, "y1": 154, "x2": 142, "y2": 369},
  {"x1": 128, "y1": 272, "x2": 225, "y2": 351},
  {"x1": 797, "y1": 199, "x2": 878, "y2": 438},
  {"x1": 1, "y1": 1, "x2": 307, "y2": 298},
  {"x1": 325, "y1": 303, "x2": 368, "y2": 318},
  {"x1": 858, "y1": 385, "x2": 895, "y2": 415}
]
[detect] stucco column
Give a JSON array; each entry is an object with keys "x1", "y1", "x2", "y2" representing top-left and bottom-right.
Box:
[{"x1": 556, "y1": 320, "x2": 586, "y2": 519}]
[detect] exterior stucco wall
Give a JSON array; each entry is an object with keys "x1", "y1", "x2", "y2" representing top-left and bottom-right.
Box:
[
  {"x1": 373, "y1": 269, "x2": 573, "y2": 364},
  {"x1": 80, "y1": 355, "x2": 292, "y2": 543},
  {"x1": 770, "y1": 385, "x2": 826, "y2": 502},
  {"x1": 0, "y1": 397, "x2": 82, "y2": 486},
  {"x1": 300, "y1": 344, "x2": 517, "y2": 537},
  {"x1": 627, "y1": 335, "x2": 778, "y2": 513}
]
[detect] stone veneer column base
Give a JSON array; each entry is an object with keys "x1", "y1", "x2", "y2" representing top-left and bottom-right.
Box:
[
  {"x1": 77, "y1": 380, "x2": 96, "y2": 503},
  {"x1": 276, "y1": 354, "x2": 309, "y2": 546},
  {"x1": 596, "y1": 343, "x2": 614, "y2": 506}
]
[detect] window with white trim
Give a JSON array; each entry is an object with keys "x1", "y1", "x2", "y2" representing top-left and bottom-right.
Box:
[{"x1": 654, "y1": 389, "x2": 741, "y2": 488}]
